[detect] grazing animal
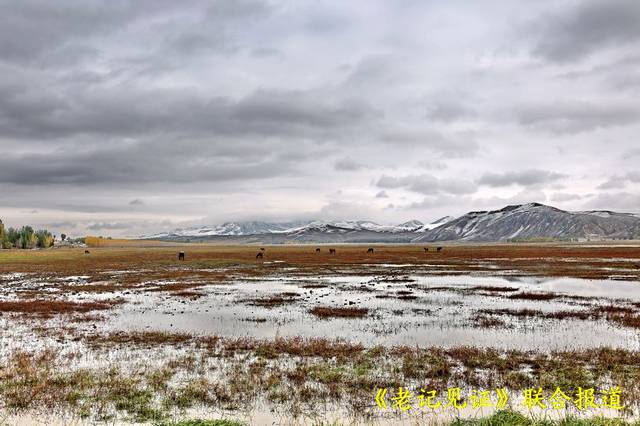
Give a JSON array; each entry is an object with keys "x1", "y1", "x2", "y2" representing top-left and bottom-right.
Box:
[
  {"x1": 424, "y1": 247, "x2": 429, "y2": 253},
  {"x1": 84, "y1": 250, "x2": 90, "y2": 254},
  {"x1": 178, "y1": 251, "x2": 185, "y2": 261},
  {"x1": 316, "y1": 248, "x2": 321, "y2": 253},
  {"x1": 329, "y1": 248, "x2": 336, "y2": 255},
  {"x1": 260, "y1": 247, "x2": 265, "y2": 251},
  {"x1": 256, "y1": 252, "x2": 264, "y2": 260},
  {"x1": 436, "y1": 247, "x2": 443, "y2": 252},
  {"x1": 367, "y1": 248, "x2": 374, "y2": 254}
]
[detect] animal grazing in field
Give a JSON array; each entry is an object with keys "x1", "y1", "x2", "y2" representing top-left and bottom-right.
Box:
[
  {"x1": 424, "y1": 247, "x2": 429, "y2": 252},
  {"x1": 437, "y1": 247, "x2": 443, "y2": 252},
  {"x1": 178, "y1": 251, "x2": 185, "y2": 261},
  {"x1": 329, "y1": 248, "x2": 336, "y2": 255},
  {"x1": 84, "y1": 250, "x2": 90, "y2": 254},
  {"x1": 256, "y1": 252, "x2": 264, "y2": 260},
  {"x1": 367, "y1": 248, "x2": 374, "y2": 254},
  {"x1": 260, "y1": 247, "x2": 265, "y2": 251},
  {"x1": 316, "y1": 248, "x2": 321, "y2": 253}
]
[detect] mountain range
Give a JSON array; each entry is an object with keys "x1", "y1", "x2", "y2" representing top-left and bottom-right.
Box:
[{"x1": 143, "y1": 203, "x2": 640, "y2": 243}]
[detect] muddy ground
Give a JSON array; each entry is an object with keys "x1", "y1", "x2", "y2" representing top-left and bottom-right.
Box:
[{"x1": 1, "y1": 244, "x2": 640, "y2": 425}]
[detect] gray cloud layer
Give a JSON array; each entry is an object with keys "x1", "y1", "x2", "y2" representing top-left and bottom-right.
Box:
[{"x1": 1, "y1": 0, "x2": 639, "y2": 236}]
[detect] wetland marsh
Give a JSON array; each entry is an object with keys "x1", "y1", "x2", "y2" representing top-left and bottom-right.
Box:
[{"x1": 1, "y1": 244, "x2": 640, "y2": 425}]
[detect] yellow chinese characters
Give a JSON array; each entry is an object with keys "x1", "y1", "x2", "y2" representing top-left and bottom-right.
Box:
[{"x1": 375, "y1": 387, "x2": 624, "y2": 411}]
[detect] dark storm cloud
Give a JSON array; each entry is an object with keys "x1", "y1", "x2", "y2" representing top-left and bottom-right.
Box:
[
  {"x1": 0, "y1": 143, "x2": 299, "y2": 185},
  {"x1": 86, "y1": 221, "x2": 131, "y2": 231},
  {"x1": 1, "y1": 0, "x2": 639, "y2": 235},
  {"x1": 376, "y1": 174, "x2": 477, "y2": 196},
  {"x1": 514, "y1": 102, "x2": 640, "y2": 134},
  {"x1": 597, "y1": 172, "x2": 640, "y2": 190},
  {"x1": 375, "y1": 191, "x2": 388, "y2": 199},
  {"x1": 0, "y1": 0, "x2": 272, "y2": 65},
  {"x1": 478, "y1": 170, "x2": 567, "y2": 187},
  {"x1": 425, "y1": 99, "x2": 476, "y2": 123},
  {"x1": 583, "y1": 192, "x2": 640, "y2": 211},
  {"x1": 380, "y1": 130, "x2": 478, "y2": 157},
  {"x1": 531, "y1": 0, "x2": 640, "y2": 62},
  {"x1": 334, "y1": 157, "x2": 365, "y2": 171},
  {"x1": 0, "y1": 78, "x2": 378, "y2": 141}
]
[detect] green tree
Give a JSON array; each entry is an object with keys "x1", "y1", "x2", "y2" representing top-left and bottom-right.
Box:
[
  {"x1": 36, "y1": 229, "x2": 54, "y2": 248},
  {"x1": 0, "y1": 220, "x2": 8, "y2": 249},
  {"x1": 17, "y1": 226, "x2": 38, "y2": 249},
  {"x1": 6, "y1": 227, "x2": 19, "y2": 248}
]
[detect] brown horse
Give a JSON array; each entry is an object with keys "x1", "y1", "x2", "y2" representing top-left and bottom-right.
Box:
[
  {"x1": 315, "y1": 248, "x2": 321, "y2": 253},
  {"x1": 329, "y1": 248, "x2": 336, "y2": 255},
  {"x1": 84, "y1": 250, "x2": 90, "y2": 254},
  {"x1": 424, "y1": 247, "x2": 429, "y2": 253},
  {"x1": 367, "y1": 248, "x2": 374, "y2": 254},
  {"x1": 256, "y1": 252, "x2": 264, "y2": 260},
  {"x1": 437, "y1": 247, "x2": 443, "y2": 252},
  {"x1": 178, "y1": 251, "x2": 185, "y2": 261},
  {"x1": 260, "y1": 247, "x2": 265, "y2": 251}
]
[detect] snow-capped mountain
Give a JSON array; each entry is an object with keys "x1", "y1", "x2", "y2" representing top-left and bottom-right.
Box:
[
  {"x1": 142, "y1": 203, "x2": 640, "y2": 243},
  {"x1": 145, "y1": 221, "x2": 310, "y2": 239},
  {"x1": 143, "y1": 217, "x2": 451, "y2": 241},
  {"x1": 414, "y1": 203, "x2": 640, "y2": 242}
]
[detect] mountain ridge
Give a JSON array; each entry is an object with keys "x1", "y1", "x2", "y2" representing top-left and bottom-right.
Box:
[{"x1": 142, "y1": 203, "x2": 640, "y2": 243}]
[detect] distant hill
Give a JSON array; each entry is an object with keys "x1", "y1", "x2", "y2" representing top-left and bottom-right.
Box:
[
  {"x1": 141, "y1": 203, "x2": 640, "y2": 243},
  {"x1": 414, "y1": 203, "x2": 640, "y2": 242}
]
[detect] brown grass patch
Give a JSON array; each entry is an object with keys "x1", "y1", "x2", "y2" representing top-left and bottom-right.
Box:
[
  {"x1": 171, "y1": 290, "x2": 204, "y2": 299},
  {"x1": 471, "y1": 313, "x2": 508, "y2": 328},
  {"x1": 0, "y1": 299, "x2": 122, "y2": 316},
  {"x1": 477, "y1": 308, "x2": 543, "y2": 318},
  {"x1": 507, "y1": 292, "x2": 557, "y2": 301},
  {"x1": 223, "y1": 336, "x2": 364, "y2": 358},
  {"x1": 309, "y1": 306, "x2": 368, "y2": 318},
  {"x1": 300, "y1": 283, "x2": 328, "y2": 289},
  {"x1": 470, "y1": 286, "x2": 519, "y2": 292},
  {"x1": 608, "y1": 313, "x2": 640, "y2": 328},
  {"x1": 88, "y1": 331, "x2": 195, "y2": 346},
  {"x1": 247, "y1": 292, "x2": 300, "y2": 307}
]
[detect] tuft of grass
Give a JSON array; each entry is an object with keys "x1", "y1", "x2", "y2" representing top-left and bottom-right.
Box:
[
  {"x1": 451, "y1": 410, "x2": 637, "y2": 426},
  {"x1": 157, "y1": 419, "x2": 246, "y2": 426},
  {"x1": 507, "y1": 292, "x2": 558, "y2": 301},
  {"x1": 0, "y1": 299, "x2": 121, "y2": 316},
  {"x1": 309, "y1": 306, "x2": 368, "y2": 318}
]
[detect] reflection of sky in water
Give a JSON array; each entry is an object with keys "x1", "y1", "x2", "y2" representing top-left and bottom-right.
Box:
[{"x1": 107, "y1": 272, "x2": 640, "y2": 352}]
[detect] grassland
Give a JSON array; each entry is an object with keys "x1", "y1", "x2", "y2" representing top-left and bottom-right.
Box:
[
  {"x1": 1, "y1": 243, "x2": 640, "y2": 424},
  {"x1": 2, "y1": 243, "x2": 640, "y2": 279}
]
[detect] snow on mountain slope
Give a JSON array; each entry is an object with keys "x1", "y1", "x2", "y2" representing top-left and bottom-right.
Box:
[
  {"x1": 142, "y1": 204, "x2": 640, "y2": 243},
  {"x1": 143, "y1": 218, "x2": 452, "y2": 239},
  {"x1": 414, "y1": 203, "x2": 640, "y2": 242}
]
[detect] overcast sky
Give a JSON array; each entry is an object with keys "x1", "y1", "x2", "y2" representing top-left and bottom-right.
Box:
[{"x1": 1, "y1": 0, "x2": 639, "y2": 237}]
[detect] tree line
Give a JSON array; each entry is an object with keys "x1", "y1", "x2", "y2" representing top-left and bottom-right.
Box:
[{"x1": 0, "y1": 219, "x2": 57, "y2": 249}]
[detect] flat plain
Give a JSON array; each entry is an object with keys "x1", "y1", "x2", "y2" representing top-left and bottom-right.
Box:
[{"x1": 1, "y1": 243, "x2": 640, "y2": 425}]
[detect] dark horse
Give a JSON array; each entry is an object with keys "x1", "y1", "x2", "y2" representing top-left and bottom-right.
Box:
[
  {"x1": 424, "y1": 247, "x2": 429, "y2": 253},
  {"x1": 437, "y1": 247, "x2": 443, "y2": 252},
  {"x1": 260, "y1": 247, "x2": 265, "y2": 251},
  {"x1": 329, "y1": 248, "x2": 336, "y2": 255},
  {"x1": 367, "y1": 248, "x2": 374, "y2": 254},
  {"x1": 316, "y1": 248, "x2": 321, "y2": 253},
  {"x1": 178, "y1": 251, "x2": 185, "y2": 261},
  {"x1": 256, "y1": 252, "x2": 264, "y2": 260},
  {"x1": 84, "y1": 250, "x2": 90, "y2": 254}
]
